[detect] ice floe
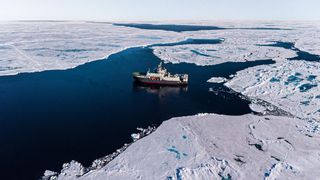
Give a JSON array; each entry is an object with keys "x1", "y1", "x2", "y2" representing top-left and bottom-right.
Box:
[
  {"x1": 151, "y1": 25, "x2": 303, "y2": 66},
  {"x1": 1, "y1": 21, "x2": 319, "y2": 76},
  {"x1": 151, "y1": 21, "x2": 320, "y2": 67},
  {"x1": 207, "y1": 77, "x2": 228, "y2": 83},
  {"x1": 152, "y1": 40, "x2": 296, "y2": 66},
  {"x1": 0, "y1": 21, "x2": 184, "y2": 76},
  {"x1": 44, "y1": 114, "x2": 320, "y2": 180},
  {"x1": 225, "y1": 60, "x2": 320, "y2": 120}
]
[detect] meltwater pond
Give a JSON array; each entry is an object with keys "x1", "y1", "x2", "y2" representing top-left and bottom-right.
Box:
[{"x1": 0, "y1": 47, "x2": 274, "y2": 179}]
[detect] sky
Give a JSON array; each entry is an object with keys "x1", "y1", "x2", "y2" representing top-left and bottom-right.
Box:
[{"x1": 0, "y1": 0, "x2": 319, "y2": 21}]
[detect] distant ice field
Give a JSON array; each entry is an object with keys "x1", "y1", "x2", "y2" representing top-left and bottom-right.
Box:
[
  {"x1": 0, "y1": 21, "x2": 183, "y2": 76},
  {"x1": 1, "y1": 21, "x2": 319, "y2": 76}
]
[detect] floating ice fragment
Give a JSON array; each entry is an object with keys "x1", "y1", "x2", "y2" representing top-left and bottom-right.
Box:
[
  {"x1": 131, "y1": 133, "x2": 140, "y2": 141},
  {"x1": 42, "y1": 170, "x2": 58, "y2": 180},
  {"x1": 196, "y1": 113, "x2": 209, "y2": 116},
  {"x1": 207, "y1": 77, "x2": 228, "y2": 83}
]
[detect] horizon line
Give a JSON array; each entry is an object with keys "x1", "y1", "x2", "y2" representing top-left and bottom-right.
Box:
[{"x1": 1, "y1": 19, "x2": 320, "y2": 23}]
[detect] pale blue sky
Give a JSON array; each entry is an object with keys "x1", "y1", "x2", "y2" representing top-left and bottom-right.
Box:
[{"x1": 0, "y1": 0, "x2": 319, "y2": 21}]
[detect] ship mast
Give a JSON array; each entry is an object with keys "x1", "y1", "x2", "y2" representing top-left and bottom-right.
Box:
[{"x1": 157, "y1": 62, "x2": 166, "y2": 75}]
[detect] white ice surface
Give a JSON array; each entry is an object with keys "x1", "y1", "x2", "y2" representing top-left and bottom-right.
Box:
[
  {"x1": 49, "y1": 114, "x2": 320, "y2": 180},
  {"x1": 152, "y1": 21, "x2": 320, "y2": 66},
  {"x1": 152, "y1": 33, "x2": 296, "y2": 66},
  {"x1": 249, "y1": 103, "x2": 268, "y2": 114},
  {"x1": 207, "y1": 77, "x2": 228, "y2": 83},
  {"x1": 0, "y1": 21, "x2": 184, "y2": 76},
  {"x1": 225, "y1": 60, "x2": 320, "y2": 120},
  {"x1": 2, "y1": 21, "x2": 320, "y2": 76}
]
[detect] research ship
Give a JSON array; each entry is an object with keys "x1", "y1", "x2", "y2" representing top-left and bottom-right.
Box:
[{"x1": 133, "y1": 62, "x2": 188, "y2": 86}]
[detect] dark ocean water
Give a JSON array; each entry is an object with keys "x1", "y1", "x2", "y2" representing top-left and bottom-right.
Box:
[
  {"x1": 113, "y1": 23, "x2": 226, "y2": 32},
  {"x1": 149, "y1": 38, "x2": 223, "y2": 47},
  {"x1": 0, "y1": 45, "x2": 275, "y2": 179},
  {"x1": 114, "y1": 23, "x2": 291, "y2": 32},
  {"x1": 260, "y1": 41, "x2": 320, "y2": 62}
]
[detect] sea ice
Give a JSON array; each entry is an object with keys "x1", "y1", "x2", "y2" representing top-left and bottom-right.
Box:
[
  {"x1": 0, "y1": 21, "x2": 184, "y2": 76},
  {"x1": 45, "y1": 114, "x2": 320, "y2": 180},
  {"x1": 207, "y1": 77, "x2": 228, "y2": 83},
  {"x1": 225, "y1": 60, "x2": 320, "y2": 120}
]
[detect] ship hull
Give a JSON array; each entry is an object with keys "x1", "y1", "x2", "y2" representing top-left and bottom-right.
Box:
[{"x1": 133, "y1": 76, "x2": 187, "y2": 86}]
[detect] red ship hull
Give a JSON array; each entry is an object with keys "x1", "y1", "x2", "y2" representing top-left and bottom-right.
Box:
[{"x1": 133, "y1": 76, "x2": 188, "y2": 86}]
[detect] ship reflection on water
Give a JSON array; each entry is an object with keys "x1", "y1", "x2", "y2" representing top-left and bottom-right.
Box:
[{"x1": 133, "y1": 82, "x2": 188, "y2": 97}]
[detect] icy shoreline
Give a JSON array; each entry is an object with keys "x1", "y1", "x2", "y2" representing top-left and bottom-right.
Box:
[
  {"x1": 43, "y1": 126, "x2": 157, "y2": 180},
  {"x1": 43, "y1": 113, "x2": 320, "y2": 180}
]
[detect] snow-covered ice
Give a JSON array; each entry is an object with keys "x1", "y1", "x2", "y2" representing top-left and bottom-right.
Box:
[
  {"x1": 45, "y1": 114, "x2": 320, "y2": 180},
  {"x1": 151, "y1": 21, "x2": 320, "y2": 67},
  {"x1": 2, "y1": 21, "x2": 320, "y2": 76},
  {"x1": 152, "y1": 33, "x2": 296, "y2": 66},
  {"x1": 207, "y1": 77, "x2": 228, "y2": 83},
  {"x1": 150, "y1": 21, "x2": 317, "y2": 66},
  {"x1": 2, "y1": 21, "x2": 319, "y2": 77},
  {"x1": 0, "y1": 21, "x2": 184, "y2": 76},
  {"x1": 225, "y1": 60, "x2": 320, "y2": 120}
]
